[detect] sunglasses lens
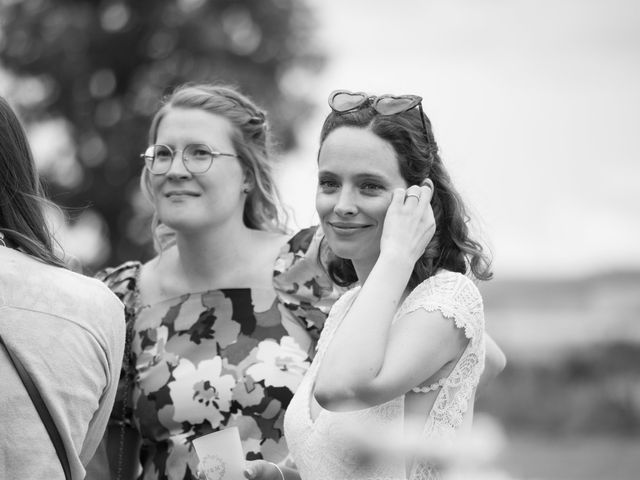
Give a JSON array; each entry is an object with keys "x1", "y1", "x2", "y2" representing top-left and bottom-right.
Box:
[
  {"x1": 330, "y1": 92, "x2": 368, "y2": 113},
  {"x1": 375, "y1": 96, "x2": 420, "y2": 115}
]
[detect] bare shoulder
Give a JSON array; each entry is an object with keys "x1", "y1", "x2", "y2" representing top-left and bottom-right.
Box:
[
  {"x1": 249, "y1": 229, "x2": 291, "y2": 261},
  {"x1": 138, "y1": 250, "x2": 173, "y2": 300},
  {"x1": 252, "y1": 229, "x2": 290, "y2": 249}
]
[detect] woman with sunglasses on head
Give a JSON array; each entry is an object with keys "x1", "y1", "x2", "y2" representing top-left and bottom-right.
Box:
[
  {"x1": 85, "y1": 83, "x2": 343, "y2": 480},
  {"x1": 0, "y1": 96, "x2": 125, "y2": 479},
  {"x1": 275, "y1": 90, "x2": 497, "y2": 480}
]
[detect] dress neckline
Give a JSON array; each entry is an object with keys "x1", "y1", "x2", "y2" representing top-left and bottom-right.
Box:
[
  {"x1": 139, "y1": 285, "x2": 278, "y2": 309},
  {"x1": 304, "y1": 287, "x2": 361, "y2": 425}
]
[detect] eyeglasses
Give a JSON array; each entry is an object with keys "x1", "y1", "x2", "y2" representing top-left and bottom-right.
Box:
[
  {"x1": 328, "y1": 89, "x2": 434, "y2": 145},
  {"x1": 141, "y1": 144, "x2": 237, "y2": 175}
]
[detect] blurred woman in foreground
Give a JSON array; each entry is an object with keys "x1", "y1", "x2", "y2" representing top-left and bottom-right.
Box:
[{"x1": 0, "y1": 95, "x2": 125, "y2": 479}]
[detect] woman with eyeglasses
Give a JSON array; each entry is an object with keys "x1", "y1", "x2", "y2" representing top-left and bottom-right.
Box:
[
  {"x1": 275, "y1": 90, "x2": 497, "y2": 480},
  {"x1": 85, "y1": 83, "x2": 343, "y2": 480},
  {"x1": 0, "y1": 96, "x2": 125, "y2": 479}
]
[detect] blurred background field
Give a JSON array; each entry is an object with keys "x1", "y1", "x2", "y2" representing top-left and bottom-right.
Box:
[
  {"x1": 1, "y1": 1, "x2": 639, "y2": 479},
  {"x1": 476, "y1": 271, "x2": 640, "y2": 479}
]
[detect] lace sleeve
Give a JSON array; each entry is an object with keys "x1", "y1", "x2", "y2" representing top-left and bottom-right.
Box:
[
  {"x1": 397, "y1": 270, "x2": 484, "y2": 345},
  {"x1": 399, "y1": 271, "x2": 486, "y2": 450}
]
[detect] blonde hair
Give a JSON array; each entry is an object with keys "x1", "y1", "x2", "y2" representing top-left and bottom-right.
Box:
[{"x1": 140, "y1": 83, "x2": 288, "y2": 251}]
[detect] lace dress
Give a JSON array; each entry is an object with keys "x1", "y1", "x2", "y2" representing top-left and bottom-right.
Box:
[
  {"x1": 284, "y1": 270, "x2": 486, "y2": 480},
  {"x1": 100, "y1": 227, "x2": 342, "y2": 480}
]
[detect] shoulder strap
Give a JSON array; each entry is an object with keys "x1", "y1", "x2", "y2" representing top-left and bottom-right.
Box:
[{"x1": 0, "y1": 334, "x2": 72, "y2": 480}]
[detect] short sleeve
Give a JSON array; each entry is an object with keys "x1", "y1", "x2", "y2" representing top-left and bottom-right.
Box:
[
  {"x1": 273, "y1": 226, "x2": 346, "y2": 341},
  {"x1": 96, "y1": 260, "x2": 142, "y2": 314},
  {"x1": 399, "y1": 271, "x2": 486, "y2": 440},
  {"x1": 397, "y1": 270, "x2": 484, "y2": 346},
  {"x1": 95, "y1": 261, "x2": 142, "y2": 429}
]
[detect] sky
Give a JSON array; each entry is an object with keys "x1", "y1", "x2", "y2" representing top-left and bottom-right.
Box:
[{"x1": 275, "y1": 0, "x2": 640, "y2": 279}]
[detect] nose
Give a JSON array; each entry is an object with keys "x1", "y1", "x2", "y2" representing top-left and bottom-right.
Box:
[
  {"x1": 165, "y1": 150, "x2": 191, "y2": 179},
  {"x1": 333, "y1": 188, "x2": 358, "y2": 217}
]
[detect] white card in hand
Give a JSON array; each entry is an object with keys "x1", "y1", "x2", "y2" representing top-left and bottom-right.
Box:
[{"x1": 192, "y1": 426, "x2": 244, "y2": 480}]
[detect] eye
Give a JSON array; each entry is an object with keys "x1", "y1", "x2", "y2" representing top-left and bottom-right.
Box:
[
  {"x1": 155, "y1": 148, "x2": 172, "y2": 159},
  {"x1": 360, "y1": 182, "x2": 385, "y2": 193},
  {"x1": 318, "y1": 178, "x2": 340, "y2": 192},
  {"x1": 188, "y1": 145, "x2": 213, "y2": 159}
]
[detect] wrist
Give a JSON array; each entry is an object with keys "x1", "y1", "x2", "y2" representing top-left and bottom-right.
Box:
[
  {"x1": 376, "y1": 249, "x2": 416, "y2": 273},
  {"x1": 366, "y1": 253, "x2": 413, "y2": 299},
  {"x1": 268, "y1": 462, "x2": 285, "y2": 480}
]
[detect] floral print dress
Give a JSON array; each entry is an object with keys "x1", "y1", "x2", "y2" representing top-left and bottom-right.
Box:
[{"x1": 100, "y1": 227, "x2": 340, "y2": 480}]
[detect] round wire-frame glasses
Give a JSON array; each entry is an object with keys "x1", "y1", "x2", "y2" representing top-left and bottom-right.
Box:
[{"x1": 141, "y1": 143, "x2": 237, "y2": 175}]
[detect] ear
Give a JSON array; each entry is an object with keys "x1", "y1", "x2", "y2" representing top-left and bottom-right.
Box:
[
  {"x1": 421, "y1": 178, "x2": 434, "y2": 201},
  {"x1": 242, "y1": 171, "x2": 255, "y2": 194}
]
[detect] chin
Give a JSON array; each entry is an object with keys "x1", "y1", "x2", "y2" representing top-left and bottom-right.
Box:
[
  {"x1": 160, "y1": 215, "x2": 199, "y2": 233},
  {"x1": 327, "y1": 237, "x2": 373, "y2": 263}
]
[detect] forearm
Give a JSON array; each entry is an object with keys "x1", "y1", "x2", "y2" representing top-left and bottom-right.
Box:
[{"x1": 315, "y1": 253, "x2": 412, "y2": 402}]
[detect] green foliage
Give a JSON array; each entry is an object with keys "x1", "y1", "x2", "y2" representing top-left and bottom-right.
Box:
[{"x1": 0, "y1": 0, "x2": 324, "y2": 269}]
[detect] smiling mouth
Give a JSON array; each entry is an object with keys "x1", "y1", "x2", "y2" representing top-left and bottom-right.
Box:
[
  {"x1": 165, "y1": 192, "x2": 200, "y2": 198},
  {"x1": 329, "y1": 223, "x2": 371, "y2": 232}
]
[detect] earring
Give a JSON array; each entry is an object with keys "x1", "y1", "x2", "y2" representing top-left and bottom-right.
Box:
[
  {"x1": 0, "y1": 232, "x2": 5, "y2": 247},
  {"x1": 243, "y1": 186, "x2": 250, "y2": 194}
]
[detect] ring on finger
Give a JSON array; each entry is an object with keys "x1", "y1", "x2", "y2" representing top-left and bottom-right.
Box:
[{"x1": 405, "y1": 193, "x2": 421, "y2": 200}]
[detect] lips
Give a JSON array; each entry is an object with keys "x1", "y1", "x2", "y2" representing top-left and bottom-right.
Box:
[
  {"x1": 328, "y1": 222, "x2": 372, "y2": 234},
  {"x1": 330, "y1": 222, "x2": 368, "y2": 229},
  {"x1": 164, "y1": 191, "x2": 200, "y2": 198}
]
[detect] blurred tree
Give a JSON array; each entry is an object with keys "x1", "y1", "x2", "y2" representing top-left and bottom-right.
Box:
[{"x1": 0, "y1": 0, "x2": 324, "y2": 272}]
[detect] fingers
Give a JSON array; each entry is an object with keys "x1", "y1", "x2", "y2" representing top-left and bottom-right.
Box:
[
  {"x1": 403, "y1": 185, "x2": 421, "y2": 204},
  {"x1": 403, "y1": 184, "x2": 433, "y2": 206},
  {"x1": 380, "y1": 184, "x2": 436, "y2": 262},
  {"x1": 243, "y1": 460, "x2": 261, "y2": 479},
  {"x1": 406, "y1": 185, "x2": 436, "y2": 239},
  {"x1": 421, "y1": 182, "x2": 434, "y2": 203},
  {"x1": 391, "y1": 188, "x2": 407, "y2": 208},
  {"x1": 421, "y1": 178, "x2": 434, "y2": 201},
  {"x1": 417, "y1": 184, "x2": 434, "y2": 208},
  {"x1": 243, "y1": 459, "x2": 277, "y2": 480}
]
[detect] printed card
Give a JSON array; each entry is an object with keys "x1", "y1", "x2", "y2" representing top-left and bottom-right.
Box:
[{"x1": 192, "y1": 426, "x2": 245, "y2": 480}]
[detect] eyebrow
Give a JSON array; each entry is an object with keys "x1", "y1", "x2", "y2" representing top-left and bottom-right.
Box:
[{"x1": 318, "y1": 170, "x2": 389, "y2": 182}]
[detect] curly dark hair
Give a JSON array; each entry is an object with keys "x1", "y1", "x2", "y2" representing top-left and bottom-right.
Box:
[{"x1": 318, "y1": 97, "x2": 492, "y2": 289}]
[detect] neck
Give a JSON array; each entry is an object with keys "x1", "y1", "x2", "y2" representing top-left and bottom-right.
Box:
[
  {"x1": 352, "y1": 256, "x2": 378, "y2": 286},
  {"x1": 173, "y1": 219, "x2": 254, "y2": 286}
]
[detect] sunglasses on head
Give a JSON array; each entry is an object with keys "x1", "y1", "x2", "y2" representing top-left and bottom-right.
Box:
[{"x1": 328, "y1": 89, "x2": 434, "y2": 145}]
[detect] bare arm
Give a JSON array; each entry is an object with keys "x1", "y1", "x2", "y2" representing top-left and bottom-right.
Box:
[
  {"x1": 314, "y1": 186, "x2": 447, "y2": 410},
  {"x1": 479, "y1": 333, "x2": 506, "y2": 390}
]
